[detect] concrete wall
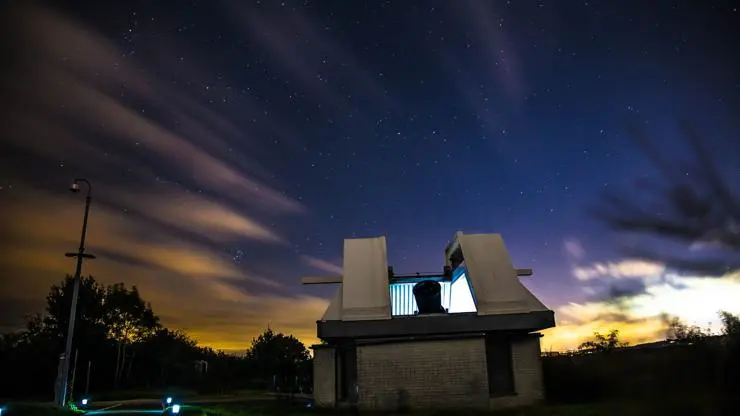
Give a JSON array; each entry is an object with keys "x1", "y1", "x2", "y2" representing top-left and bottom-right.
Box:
[
  {"x1": 312, "y1": 346, "x2": 336, "y2": 407},
  {"x1": 490, "y1": 335, "x2": 545, "y2": 409},
  {"x1": 356, "y1": 338, "x2": 490, "y2": 410}
]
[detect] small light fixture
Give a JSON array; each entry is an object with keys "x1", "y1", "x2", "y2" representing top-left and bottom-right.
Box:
[
  {"x1": 81, "y1": 398, "x2": 89, "y2": 406},
  {"x1": 171, "y1": 404, "x2": 181, "y2": 414},
  {"x1": 166, "y1": 397, "x2": 173, "y2": 404}
]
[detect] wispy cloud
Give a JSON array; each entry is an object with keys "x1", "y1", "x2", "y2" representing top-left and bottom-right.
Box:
[
  {"x1": 0, "y1": 4, "x2": 323, "y2": 349},
  {"x1": 573, "y1": 260, "x2": 665, "y2": 281},
  {"x1": 563, "y1": 237, "x2": 586, "y2": 260},
  {"x1": 301, "y1": 255, "x2": 343, "y2": 275},
  {"x1": 457, "y1": 1, "x2": 527, "y2": 106},
  {"x1": 226, "y1": 3, "x2": 398, "y2": 119}
]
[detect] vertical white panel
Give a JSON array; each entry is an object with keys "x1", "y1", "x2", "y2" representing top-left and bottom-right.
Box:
[
  {"x1": 342, "y1": 237, "x2": 391, "y2": 320},
  {"x1": 457, "y1": 233, "x2": 549, "y2": 315}
]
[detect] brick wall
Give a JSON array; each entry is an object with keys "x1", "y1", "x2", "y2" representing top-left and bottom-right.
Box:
[
  {"x1": 490, "y1": 335, "x2": 545, "y2": 409},
  {"x1": 356, "y1": 338, "x2": 490, "y2": 410},
  {"x1": 312, "y1": 346, "x2": 336, "y2": 407}
]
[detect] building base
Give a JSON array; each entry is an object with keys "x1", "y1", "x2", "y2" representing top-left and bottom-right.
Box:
[{"x1": 312, "y1": 332, "x2": 545, "y2": 411}]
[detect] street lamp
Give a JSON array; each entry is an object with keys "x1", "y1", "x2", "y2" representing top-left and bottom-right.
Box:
[{"x1": 57, "y1": 179, "x2": 96, "y2": 407}]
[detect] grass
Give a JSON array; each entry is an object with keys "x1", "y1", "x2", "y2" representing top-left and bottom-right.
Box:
[
  {"x1": 0, "y1": 397, "x2": 727, "y2": 416},
  {"x1": 90, "y1": 387, "x2": 199, "y2": 401},
  {"x1": 197, "y1": 394, "x2": 727, "y2": 416},
  {"x1": 0, "y1": 403, "x2": 79, "y2": 415}
]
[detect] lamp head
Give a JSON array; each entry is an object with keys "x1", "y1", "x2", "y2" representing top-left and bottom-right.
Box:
[{"x1": 69, "y1": 182, "x2": 80, "y2": 193}]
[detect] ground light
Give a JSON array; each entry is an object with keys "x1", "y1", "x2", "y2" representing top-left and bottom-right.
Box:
[
  {"x1": 171, "y1": 404, "x2": 181, "y2": 414},
  {"x1": 165, "y1": 397, "x2": 172, "y2": 405},
  {"x1": 81, "y1": 398, "x2": 89, "y2": 406}
]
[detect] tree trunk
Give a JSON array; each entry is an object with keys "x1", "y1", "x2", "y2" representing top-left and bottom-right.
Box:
[
  {"x1": 114, "y1": 341, "x2": 122, "y2": 388},
  {"x1": 119, "y1": 342, "x2": 127, "y2": 385},
  {"x1": 125, "y1": 348, "x2": 136, "y2": 381}
]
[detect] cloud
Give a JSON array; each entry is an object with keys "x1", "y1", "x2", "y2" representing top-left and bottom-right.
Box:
[
  {"x1": 573, "y1": 260, "x2": 665, "y2": 281},
  {"x1": 563, "y1": 237, "x2": 586, "y2": 260},
  {"x1": 541, "y1": 316, "x2": 668, "y2": 353},
  {"x1": 225, "y1": 3, "x2": 398, "y2": 121},
  {"x1": 301, "y1": 256, "x2": 343, "y2": 275},
  {"x1": 452, "y1": 1, "x2": 528, "y2": 106},
  {"x1": 0, "y1": 185, "x2": 324, "y2": 348},
  {"x1": 542, "y1": 269, "x2": 740, "y2": 351},
  {"x1": 4, "y1": 4, "x2": 304, "y2": 215},
  {"x1": 0, "y1": 4, "x2": 324, "y2": 350}
]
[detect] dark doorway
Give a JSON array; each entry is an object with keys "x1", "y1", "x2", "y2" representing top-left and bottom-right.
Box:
[
  {"x1": 485, "y1": 334, "x2": 516, "y2": 397},
  {"x1": 336, "y1": 344, "x2": 357, "y2": 404}
]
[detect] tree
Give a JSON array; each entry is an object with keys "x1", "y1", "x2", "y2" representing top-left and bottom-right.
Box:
[
  {"x1": 245, "y1": 328, "x2": 311, "y2": 391},
  {"x1": 577, "y1": 329, "x2": 628, "y2": 353},
  {"x1": 104, "y1": 283, "x2": 160, "y2": 386},
  {"x1": 44, "y1": 275, "x2": 109, "y2": 345},
  {"x1": 134, "y1": 327, "x2": 215, "y2": 389},
  {"x1": 2, "y1": 276, "x2": 317, "y2": 398},
  {"x1": 719, "y1": 310, "x2": 740, "y2": 337},
  {"x1": 666, "y1": 316, "x2": 710, "y2": 343},
  {"x1": 592, "y1": 121, "x2": 740, "y2": 276}
]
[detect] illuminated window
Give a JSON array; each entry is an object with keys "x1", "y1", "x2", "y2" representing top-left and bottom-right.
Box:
[
  {"x1": 389, "y1": 265, "x2": 477, "y2": 316},
  {"x1": 389, "y1": 281, "x2": 450, "y2": 316}
]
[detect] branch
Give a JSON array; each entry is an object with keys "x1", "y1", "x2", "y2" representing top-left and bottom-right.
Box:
[
  {"x1": 592, "y1": 120, "x2": 740, "y2": 275},
  {"x1": 619, "y1": 245, "x2": 739, "y2": 277},
  {"x1": 679, "y1": 120, "x2": 740, "y2": 222}
]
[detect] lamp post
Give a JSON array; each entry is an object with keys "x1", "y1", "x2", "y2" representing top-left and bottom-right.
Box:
[{"x1": 57, "y1": 178, "x2": 96, "y2": 407}]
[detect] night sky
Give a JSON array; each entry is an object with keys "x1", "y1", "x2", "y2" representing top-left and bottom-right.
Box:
[{"x1": 1, "y1": 0, "x2": 739, "y2": 352}]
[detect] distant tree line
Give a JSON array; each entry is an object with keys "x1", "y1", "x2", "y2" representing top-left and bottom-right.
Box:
[
  {"x1": 0, "y1": 275, "x2": 312, "y2": 401},
  {"x1": 572, "y1": 310, "x2": 740, "y2": 354}
]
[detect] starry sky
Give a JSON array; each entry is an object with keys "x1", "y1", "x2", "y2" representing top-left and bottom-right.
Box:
[{"x1": 1, "y1": 0, "x2": 739, "y2": 353}]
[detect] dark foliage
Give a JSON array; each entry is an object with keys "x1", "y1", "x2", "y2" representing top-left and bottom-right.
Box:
[
  {"x1": 0, "y1": 275, "x2": 312, "y2": 401},
  {"x1": 544, "y1": 312, "x2": 740, "y2": 412}
]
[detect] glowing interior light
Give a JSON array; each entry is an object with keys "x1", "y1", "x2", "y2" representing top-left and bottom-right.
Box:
[
  {"x1": 448, "y1": 273, "x2": 476, "y2": 313},
  {"x1": 171, "y1": 404, "x2": 181, "y2": 414},
  {"x1": 166, "y1": 397, "x2": 173, "y2": 404}
]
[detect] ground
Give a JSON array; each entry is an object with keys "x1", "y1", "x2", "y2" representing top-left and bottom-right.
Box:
[{"x1": 1, "y1": 392, "x2": 726, "y2": 416}]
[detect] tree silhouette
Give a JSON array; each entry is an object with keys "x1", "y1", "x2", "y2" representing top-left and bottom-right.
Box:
[
  {"x1": 245, "y1": 328, "x2": 311, "y2": 391},
  {"x1": 719, "y1": 311, "x2": 740, "y2": 337},
  {"x1": 104, "y1": 283, "x2": 160, "y2": 386},
  {"x1": 666, "y1": 316, "x2": 709, "y2": 343},
  {"x1": 44, "y1": 275, "x2": 109, "y2": 346},
  {"x1": 592, "y1": 121, "x2": 740, "y2": 276},
  {"x1": 1, "y1": 278, "x2": 315, "y2": 399},
  {"x1": 577, "y1": 329, "x2": 628, "y2": 353}
]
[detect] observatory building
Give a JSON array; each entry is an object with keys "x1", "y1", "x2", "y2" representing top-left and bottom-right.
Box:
[{"x1": 302, "y1": 231, "x2": 555, "y2": 411}]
